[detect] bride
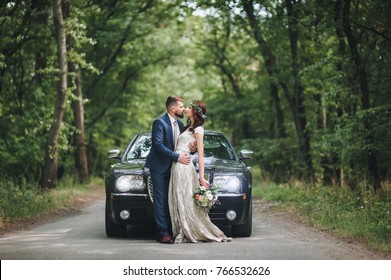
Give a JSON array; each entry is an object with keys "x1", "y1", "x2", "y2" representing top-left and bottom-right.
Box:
[{"x1": 168, "y1": 100, "x2": 232, "y2": 243}]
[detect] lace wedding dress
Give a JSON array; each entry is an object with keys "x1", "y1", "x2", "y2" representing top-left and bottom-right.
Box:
[{"x1": 168, "y1": 126, "x2": 232, "y2": 243}]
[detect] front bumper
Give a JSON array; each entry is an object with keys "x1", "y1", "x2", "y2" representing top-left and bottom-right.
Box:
[
  {"x1": 209, "y1": 193, "x2": 250, "y2": 225},
  {"x1": 107, "y1": 192, "x2": 251, "y2": 226},
  {"x1": 107, "y1": 193, "x2": 155, "y2": 225}
]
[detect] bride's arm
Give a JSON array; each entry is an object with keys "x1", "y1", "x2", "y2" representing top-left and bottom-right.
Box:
[{"x1": 194, "y1": 132, "x2": 209, "y2": 188}]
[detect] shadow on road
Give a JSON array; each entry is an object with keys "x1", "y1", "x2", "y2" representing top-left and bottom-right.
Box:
[{"x1": 107, "y1": 224, "x2": 232, "y2": 241}]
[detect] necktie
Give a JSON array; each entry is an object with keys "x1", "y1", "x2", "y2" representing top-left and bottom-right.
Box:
[{"x1": 173, "y1": 120, "x2": 178, "y2": 151}]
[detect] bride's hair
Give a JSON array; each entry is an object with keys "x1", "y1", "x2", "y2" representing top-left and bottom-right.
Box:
[{"x1": 185, "y1": 100, "x2": 206, "y2": 133}]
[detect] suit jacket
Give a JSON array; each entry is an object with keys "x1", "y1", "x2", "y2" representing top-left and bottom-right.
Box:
[{"x1": 145, "y1": 113, "x2": 184, "y2": 173}]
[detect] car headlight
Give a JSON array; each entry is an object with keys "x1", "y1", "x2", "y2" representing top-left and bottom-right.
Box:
[
  {"x1": 213, "y1": 175, "x2": 241, "y2": 193},
  {"x1": 116, "y1": 175, "x2": 145, "y2": 192}
]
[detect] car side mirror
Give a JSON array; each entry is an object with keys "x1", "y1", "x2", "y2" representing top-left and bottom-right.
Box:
[
  {"x1": 239, "y1": 150, "x2": 253, "y2": 160},
  {"x1": 108, "y1": 149, "x2": 121, "y2": 159}
]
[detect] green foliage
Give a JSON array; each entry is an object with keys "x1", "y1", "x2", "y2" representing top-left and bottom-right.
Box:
[
  {"x1": 241, "y1": 137, "x2": 302, "y2": 183},
  {"x1": 0, "y1": 179, "x2": 54, "y2": 220},
  {"x1": 1, "y1": 0, "x2": 391, "y2": 189}
]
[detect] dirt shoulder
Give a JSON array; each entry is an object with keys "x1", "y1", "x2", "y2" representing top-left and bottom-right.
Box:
[{"x1": 253, "y1": 198, "x2": 391, "y2": 259}]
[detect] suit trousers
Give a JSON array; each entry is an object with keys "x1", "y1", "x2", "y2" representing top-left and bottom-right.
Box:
[{"x1": 150, "y1": 169, "x2": 172, "y2": 237}]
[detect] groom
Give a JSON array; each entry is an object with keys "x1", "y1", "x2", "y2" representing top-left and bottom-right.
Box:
[{"x1": 145, "y1": 96, "x2": 191, "y2": 244}]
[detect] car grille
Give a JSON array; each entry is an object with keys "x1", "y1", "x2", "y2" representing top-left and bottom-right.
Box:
[
  {"x1": 147, "y1": 176, "x2": 154, "y2": 203},
  {"x1": 147, "y1": 174, "x2": 210, "y2": 204},
  {"x1": 209, "y1": 209, "x2": 226, "y2": 219}
]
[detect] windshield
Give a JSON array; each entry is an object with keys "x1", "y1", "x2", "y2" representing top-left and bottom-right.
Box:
[
  {"x1": 203, "y1": 135, "x2": 235, "y2": 160},
  {"x1": 125, "y1": 133, "x2": 236, "y2": 161},
  {"x1": 125, "y1": 134, "x2": 151, "y2": 160}
]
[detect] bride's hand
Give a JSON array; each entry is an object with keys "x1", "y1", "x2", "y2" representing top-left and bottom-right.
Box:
[{"x1": 199, "y1": 177, "x2": 210, "y2": 188}]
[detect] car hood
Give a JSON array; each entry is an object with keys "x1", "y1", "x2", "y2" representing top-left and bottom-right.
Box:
[
  {"x1": 203, "y1": 157, "x2": 244, "y2": 173},
  {"x1": 111, "y1": 157, "x2": 244, "y2": 174},
  {"x1": 111, "y1": 159, "x2": 146, "y2": 174}
]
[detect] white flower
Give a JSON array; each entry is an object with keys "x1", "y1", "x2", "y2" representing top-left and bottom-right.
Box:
[
  {"x1": 200, "y1": 186, "x2": 206, "y2": 191},
  {"x1": 207, "y1": 193, "x2": 213, "y2": 200}
]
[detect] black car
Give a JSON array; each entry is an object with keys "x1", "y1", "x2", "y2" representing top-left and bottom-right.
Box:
[{"x1": 105, "y1": 130, "x2": 253, "y2": 237}]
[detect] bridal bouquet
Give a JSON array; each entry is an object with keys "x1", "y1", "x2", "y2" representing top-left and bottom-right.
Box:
[{"x1": 193, "y1": 183, "x2": 220, "y2": 214}]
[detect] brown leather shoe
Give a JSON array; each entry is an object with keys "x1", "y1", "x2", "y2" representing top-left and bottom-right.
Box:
[{"x1": 159, "y1": 235, "x2": 174, "y2": 244}]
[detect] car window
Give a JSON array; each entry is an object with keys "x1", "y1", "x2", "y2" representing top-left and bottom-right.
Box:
[
  {"x1": 125, "y1": 135, "x2": 152, "y2": 160},
  {"x1": 203, "y1": 135, "x2": 235, "y2": 160},
  {"x1": 125, "y1": 134, "x2": 235, "y2": 161}
]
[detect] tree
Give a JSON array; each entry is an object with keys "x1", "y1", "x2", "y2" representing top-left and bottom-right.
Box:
[
  {"x1": 341, "y1": 0, "x2": 380, "y2": 190},
  {"x1": 71, "y1": 64, "x2": 89, "y2": 183},
  {"x1": 242, "y1": 0, "x2": 314, "y2": 182},
  {"x1": 41, "y1": 0, "x2": 68, "y2": 189}
]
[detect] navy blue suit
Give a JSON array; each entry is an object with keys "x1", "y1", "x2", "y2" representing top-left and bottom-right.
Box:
[{"x1": 145, "y1": 113, "x2": 184, "y2": 237}]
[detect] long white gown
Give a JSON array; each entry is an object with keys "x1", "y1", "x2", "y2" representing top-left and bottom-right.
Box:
[{"x1": 168, "y1": 126, "x2": 232, "y2": 243}]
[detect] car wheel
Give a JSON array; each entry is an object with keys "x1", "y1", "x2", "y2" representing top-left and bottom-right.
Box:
[
  {"x1": 105, "y1": 201, "x2": 127, "y2": 237},
  {"x1": 232, "y1": 200, "x2": 252, "y2": 237}
]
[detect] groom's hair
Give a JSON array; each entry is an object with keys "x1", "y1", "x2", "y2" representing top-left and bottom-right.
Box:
[{"x1": 166, "y1": 96, "x2": 183, "y2": 109}]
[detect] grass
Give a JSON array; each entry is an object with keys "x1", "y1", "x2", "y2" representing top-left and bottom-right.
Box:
[
  {"x1": 0, "y1": 176, "x2": 104, "y2": 227},
  {"x1": 251, "y1": 168, "x2": 391, "y2": 254}
]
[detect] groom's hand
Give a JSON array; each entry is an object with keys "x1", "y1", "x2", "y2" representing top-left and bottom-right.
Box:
[
  {"x1": 188, "y1": 141, "x2": 197, "y2": 153},
  {"x1": 178, "y1": 153, "x2": 191, "y2": 165}
]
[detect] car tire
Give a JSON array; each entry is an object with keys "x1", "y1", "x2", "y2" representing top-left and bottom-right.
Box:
[
  {"x1": 105, "y1": 201, "x2": 127, "y2": 237},
  {"x1": 232, "y1": 200, "x2": 252, "y2": 237}
]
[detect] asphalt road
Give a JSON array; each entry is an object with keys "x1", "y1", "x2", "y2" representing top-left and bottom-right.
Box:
[{"x1": 0, "y1": 199, "x2": 388, "y2": 260}]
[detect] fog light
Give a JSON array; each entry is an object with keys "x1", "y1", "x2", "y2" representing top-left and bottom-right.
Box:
[
  {"x1": 120, "y1": 210, "x2": 130, "y2": 220},
  {"x1": 226, "y1": 210, "x2": 237, "y2": 221}
]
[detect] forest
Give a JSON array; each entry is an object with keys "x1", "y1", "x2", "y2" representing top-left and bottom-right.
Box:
[{"x1": 1, "y1": 0, "x2": 390, "y2": 192}]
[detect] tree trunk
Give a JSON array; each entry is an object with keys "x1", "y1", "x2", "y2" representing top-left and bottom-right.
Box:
[
  {"x1": 211, "y1": 22, "x2": 251, "y2": 141},
  {"x1": 217, "y1": 62, "x2": 251, "y2": 140},
  {"x1": 285, "y1": 0, "x2": 314, "y2": 182},
  {"x1": 242, "y1": 0, "x2": 286, "y2": 139},
  {"x1": 342, "y1": 0, "x2": 381, "y2": 191},
  {"x1": 41, "y1": 0, "x2": 68, "y2": 189},
  {"x1": 71, "y1": 64, "x2": 89, "y2": 183},
  {"x1": 62, "y1": 0, "x2": 89, "y2": 183},
  {"x1": 323, "y1": 0, "x2": 347, "y2": 187}
]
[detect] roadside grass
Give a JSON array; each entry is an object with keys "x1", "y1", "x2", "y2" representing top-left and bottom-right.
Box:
[
  {"x1": 0, "y1": 177, "x2": 104, "y2": 226},
  {"x1": 252, "y1": 168, "x2": 391, "y2": 254}
]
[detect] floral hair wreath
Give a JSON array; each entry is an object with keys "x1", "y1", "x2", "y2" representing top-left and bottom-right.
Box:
[{"x1": 189, "y1": 100, "x2": 206, "y2": 119}]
